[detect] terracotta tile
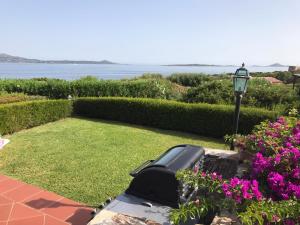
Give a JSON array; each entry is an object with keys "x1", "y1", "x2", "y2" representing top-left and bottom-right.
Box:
[
  {"x1": 7, "y1": 215, "x2": 44, "y2": 225},
  {"x1": 65, "y1": 207, "x2": 93, "y2": 225},
  {"x1": 0, "y1": 174, "x2": 93, "y2": 225},
  {"x1": 9, "y1": 203, "x2": 43, "y2": 221},
  {"x1": 45, "y1": 216, "x2": 69, "y2": 225},
  {"x1": 0, "y1": 203, "x2": 13, "y2": 222},
  {"x1": 4, "y1": 184, "x2": 43, "y2": 202},
  {"x1": 23, "y1": 191, "x2": 63, "y2": 210},
  {"x1": 0, "y1": 179, "x2": 24, "y2": 194},
  {"x1": 41, "y1": 198, "x2": 84, "y2": 221},
  {"x1": 0, "y1": 175, "x2": 9, "y2": 182},
  {"x1": 0, "y1": 195, "x2": 14, "y2": 205}
]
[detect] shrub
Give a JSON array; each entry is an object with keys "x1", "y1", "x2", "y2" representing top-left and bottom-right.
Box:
[
  {"x1": 183, "y1": 79, "x2": 299, "y2": 111},
  {"x1": 71, "y1": 79, "x2": 176, "y2": 99},
  {"x1": 183, "y1": 80, "x2": 233, "y2": 104},
  {"x1": 239, "y1": 199, "x2": 300, "y2": 225},
  {"x1": 172, "y1": 116, "x2": 300, "y2": 225},
  {"x1": 171, "y1": 170, "x2": 264, "y2": 225},
  {"x1": 78, "y1": 75, "x2": 99, "y2": 82},
  {"x1": 167, "y1": 73, "x2": 214, "y2": 87},
  {"x1": 0, "y1": 78, "x2": 176, "y2": 99},
  {"x1": 136, "y1": 73, "x2": 164, "y2": 80},
  {"x1": 0, "y1": 92, "x2": 46, "y2": 104},
  {"x1": 245, "y1": 79, "x2": 298, "y2": 109},
  {"x1": 172, "y1": 170, "x2": 300, "y2": 225},
  {"x1": 73, "y1": 97, "x2": 278, "y2": 138},
  {"x1": 0, "y1": 100, "x2": 72, "y2": 134},
  {"x1": 0, "y1": 79, "x2": 70, "y2": 98},
  {"x1": 235, "y1": 116, "x2": 300, "y2": 200}
]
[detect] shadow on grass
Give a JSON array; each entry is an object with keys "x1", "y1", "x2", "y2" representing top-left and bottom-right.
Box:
[{"x1": 72, "y1": 116, "x2": 226, "y2": 147}]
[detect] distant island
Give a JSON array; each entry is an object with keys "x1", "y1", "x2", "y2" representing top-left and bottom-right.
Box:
[
  {"x1": 163, "y1": 63, "x2": 235, "y2": 67},
  {"x1": 267, "y1": 63, "x2": 287, "y2": 67},
  {"x1": 253, "y1": 63, "x2": 287, "y2": 67},
  {"x1": 165, "y1": 63, "x2": 288, "y2": 67},
  {"x1": 0, "y1": 53, "x2": 116, "y2": 64}
]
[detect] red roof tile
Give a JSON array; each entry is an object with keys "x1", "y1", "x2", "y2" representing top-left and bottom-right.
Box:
[{"x1": 262, "y1": 77, "x2": 283, "y2": 84}]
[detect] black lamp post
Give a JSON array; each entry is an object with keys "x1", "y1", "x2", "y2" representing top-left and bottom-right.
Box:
[{"x1": 230, "y1": 63, "x2": 250, "y2": 150}]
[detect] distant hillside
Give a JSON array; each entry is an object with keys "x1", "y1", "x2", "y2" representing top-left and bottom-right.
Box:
[
  {"x1": 268, "y1": 63, "x2": 287, "y2": 67},
  {"x1": 163, "y1": 63, "x2": 234, "y2": 67},
  {"x1": 0, "y1": 53, "x2": 116, "y2": 64}
]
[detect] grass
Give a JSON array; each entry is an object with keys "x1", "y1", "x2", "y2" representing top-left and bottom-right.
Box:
[{"x1": 0, "y1": 117, "x2": 227, "y2": 206}]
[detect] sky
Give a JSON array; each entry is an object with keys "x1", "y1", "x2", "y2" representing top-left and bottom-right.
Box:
[{"x1": 1, "y1": 0, "x2": 300, "y2": 65}]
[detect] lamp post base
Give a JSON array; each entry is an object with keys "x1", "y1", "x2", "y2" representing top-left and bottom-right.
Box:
[{"x1": 230, "y1": 94, "x2": 242, "y2": 150}]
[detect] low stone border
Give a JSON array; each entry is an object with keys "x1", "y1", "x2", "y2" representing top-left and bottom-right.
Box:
[{"x1": 0, "y1": 138, "x2": 10, "y2": 149}]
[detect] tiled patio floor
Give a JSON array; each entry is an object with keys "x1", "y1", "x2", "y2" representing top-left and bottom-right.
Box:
[{"x1": 0, "y1": 174, "x2": 94, "y2": 225}]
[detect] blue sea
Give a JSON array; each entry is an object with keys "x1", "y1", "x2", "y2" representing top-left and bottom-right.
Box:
[{"x1": 0, "y1": 63, "x2": 288, "y2": 80}]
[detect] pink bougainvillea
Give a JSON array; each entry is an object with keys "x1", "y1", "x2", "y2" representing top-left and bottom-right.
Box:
[
  {"x1": 238, "y1": 116, "x2": 300, "y2": 200},
  {"x1": 221, "y1": 177, "x2": 263, "y2": 203}
]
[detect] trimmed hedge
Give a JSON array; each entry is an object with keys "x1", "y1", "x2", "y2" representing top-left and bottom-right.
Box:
[
  {"x1": 0, "y1": 100, "x2": 72, "y2": 134},
  {"x1": 0, "y1": 92, "x2": 46, "y2": 105},
  {"x1": 73, "y1": 97, "x2": 279, "y2": 138},
  {"x1": 0, "y1": 78, "x2": 175, "y2": 99}
]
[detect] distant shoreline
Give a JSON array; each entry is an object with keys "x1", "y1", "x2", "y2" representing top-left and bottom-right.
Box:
[
  {"x1": 0, "y1": 53, "x2": 117, "y2": 65},
  {"x1": 0, "y1": 63, "x2": 288, "y2": 81},
  {"x1": 163, "y1": 64, "x2": 236, "y2": 67},
  {"x1": 0, "y1": 53, "x2": 288, "y2": 67},
  {"x1": 0, "y1": 61, "x2": 118, "y2": 65},
  {"x1": 163, "y1": 64, "x2": 287, "y2": 67}
]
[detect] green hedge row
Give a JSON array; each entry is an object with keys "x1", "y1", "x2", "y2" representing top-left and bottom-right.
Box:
[
  {"x1": 0, "y1": 92, "x2": 46, "y2": 105},
  {"x1": 0, "y1": 100, "x2": 72, "y2": 134},
  {"x1": 73, "y1": 97, "x2": 278, "y2": 138},
  {"x1": 0, "y1": 78, "x2": 175, "y2": 99}
]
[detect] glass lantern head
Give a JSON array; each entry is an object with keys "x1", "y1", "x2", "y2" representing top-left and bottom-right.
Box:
[{"x1": 233, "y1": 67, "x2": 250, "y2": 94}]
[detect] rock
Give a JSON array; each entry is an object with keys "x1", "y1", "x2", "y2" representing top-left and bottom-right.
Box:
[{"x1": 210, "y1": 211, "x2": 241, "y2": 225}]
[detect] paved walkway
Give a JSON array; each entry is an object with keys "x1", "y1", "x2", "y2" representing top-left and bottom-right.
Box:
[{"x1": 0, "y1": 174, "x2": 94, "y2": 225}]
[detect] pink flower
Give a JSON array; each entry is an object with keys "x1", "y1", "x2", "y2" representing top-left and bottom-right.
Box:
[
  {"x1": 222, "y1": 178, "x2": 263, "y2": 203},
  {"x1": 230, "y1": 177, "x2": 240, "y2": 188},
  {"x1": 274, "y1": 154, "x2": 281, "y2": 164},
  {"x1": 291, "y1": 168, "x2": 300, "y2": 179},
  {"x1": 272, "y1": 215, "x2": 280, "y2": 222},
  {"x1": 267, "y1": 172, "x2": 285, "y2": 191},
  {"x1": 284, "y1": 219, "x2": 296, "y2": 225},
  {"x1": 211, "y1": 172, "x2": 218, "y2": 180},
  {"x1": 285, "y1": 142, "x2": 292, "y2": 148},
  {"x1": 252, "y1": 153, "x2": 270, "y2": 176},
  {"x1": 287, "y1": 183, "x2": 300, "y2": 199},
  {"x1": 251, "y1": 180, "x2": 263, "y2": 200}
]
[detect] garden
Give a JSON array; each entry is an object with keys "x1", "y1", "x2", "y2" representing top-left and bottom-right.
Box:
[
  {"x1": 171, "y1": 114, "x2": 300, "y2": 224},
  {"x1": 0, "y1": 72, "x2": 299, "y2": 224},
  {"x1": 0, "y1": 117, "x2": 226, "y2": 206},
  {"x1": 0, "y1": 71, "x2": 299, "y2": 114}
]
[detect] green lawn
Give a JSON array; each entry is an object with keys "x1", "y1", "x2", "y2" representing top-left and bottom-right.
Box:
[{"x1": 0, "y1": 118, "x2": 227, "y2": 206}]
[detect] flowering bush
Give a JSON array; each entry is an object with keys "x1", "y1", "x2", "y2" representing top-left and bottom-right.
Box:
[
  {"x1": 171, "y1": 170, "x2": 264, "y2": 224},
  {"x1": 222, "y1": 178, "x2": 263, "y2": 203},
  {"x1": 171, "y1": 116, "x2": 300, "y2": 224},
  {"x1": 172, "y1": 170, "x2": 299, "y2": 225},
  {"x1": 237, "y1": 116, "x2": 300, "y2": 200}
]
